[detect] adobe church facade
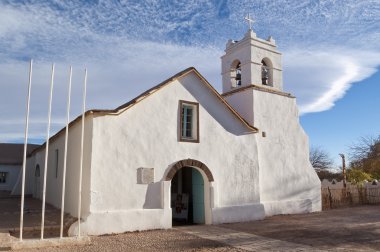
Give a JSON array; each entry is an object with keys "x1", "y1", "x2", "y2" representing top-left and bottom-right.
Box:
[{"x1": 24, "y1": 28, "x2": 321, "y2": 235}]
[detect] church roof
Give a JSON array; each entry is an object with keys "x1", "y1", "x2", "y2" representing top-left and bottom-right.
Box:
[
  {"x1": 222, "y1": 84, "x2": 295, "y2": 98},
  {"x1": 92, "y1": 67, "x2": 258, "y2": 131},
  {"x1": 31, "y1": 67, "x2": 258, "y2": 155},
  {"x1": 0, "y1": 143, "x2": 40, "y2": 165}
]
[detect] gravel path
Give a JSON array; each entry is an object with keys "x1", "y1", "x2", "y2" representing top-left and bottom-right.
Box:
[
  {"x1": 10, "y1": 205, "x2": 380, "y2": 251},
  {"x1": 15, "y1": 229, "x2": 243, "y2": 252}
]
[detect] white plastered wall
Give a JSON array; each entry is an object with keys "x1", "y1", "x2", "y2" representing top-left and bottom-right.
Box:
[
  {"x1": 248, "y1": 36, "x2": 282, "y2": 90},
  {"x1": 0, "y1": 164, "x2": 20, "y2": 191},
  {"x1": 221, "y1": 30, "x2": 283, "y2": 93},
  {"x1": 224, "y1": 89, "x2": 321, "y2": 216},
  {"x1": 28, "y1": 116, "x2": 93, "y2": 219},
  {"x1": 11, "y1": 155, "x2": 36, "y2": 195},
  {"x1": 77, "y1": 71, "x2": 264, "y2": 235}
]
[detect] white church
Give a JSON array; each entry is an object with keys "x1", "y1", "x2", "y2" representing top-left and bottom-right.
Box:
[{"x1": 22, "y1": 27, "x2": 321, "y2": 235}]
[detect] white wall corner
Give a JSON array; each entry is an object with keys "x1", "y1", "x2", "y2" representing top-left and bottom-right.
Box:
[{"x1": 161, "y1": 181, "x2": 171, "y2": 209}]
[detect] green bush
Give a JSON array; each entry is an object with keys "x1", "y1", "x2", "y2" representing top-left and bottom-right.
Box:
[{"x1": 346, "y1": 169, "x2": 372, "y2": 184}]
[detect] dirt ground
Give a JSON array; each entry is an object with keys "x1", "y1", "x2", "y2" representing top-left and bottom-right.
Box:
[
  {"x1": 0, "y1": 195, "x2": 74, "y2": 238},
  {"x1": 8, "y1": 205, "x2": 380, "y2": 251},
  {"x1": 219, "y1": 205, "x2": 380, "y2": 251}
]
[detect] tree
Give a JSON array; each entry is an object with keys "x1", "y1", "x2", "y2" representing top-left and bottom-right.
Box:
[
  {"x1": 309, "y1": 146, "x2": 334, "y2": 171},
  {"x1": 349, "y1": 135, "x2": 380, "y2": 179},
  {"x1": 316, "y1": 169, "x2": 343, "y2": 181},
  {"x1": 349, "y1": 135, "x2": 380, "y2": 161},
  {"x1": 309, "y1": 146, "x2": 338, "y2": 181}
]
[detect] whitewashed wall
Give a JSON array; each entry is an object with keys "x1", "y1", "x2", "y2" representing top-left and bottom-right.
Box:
[
  {"x1": 11, "y1": 156, "x2": 36, "y2": 195},
  {"x1": 225, "y1": 89, "x2": 321, "y2": 216},
  {"x1": 0, "y1": 164, "x2": 20, "y2": 191},
  {"x1": 29, "y1": 116, "x2": 93, "y2": 218},
  {"x1": 25, "y1": 68, "x2": 322, "y2": 236},
  {"x1": 221, "y1": 30, "x2": 283, "y2": 93},
  {"x1": 253, "y1": 91, "x2": 321, "y2": 215},
  {"x1": 79, "y1": 71, "x2": 263, "y2": 235}
]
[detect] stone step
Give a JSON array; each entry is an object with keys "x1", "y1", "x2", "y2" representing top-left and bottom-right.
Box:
[{"x1": 0, "y1": 231, "x2": 15, "y2": 251}]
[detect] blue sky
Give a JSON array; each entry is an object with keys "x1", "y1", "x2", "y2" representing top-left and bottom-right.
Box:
[
  {"x1": 301, "y1": 67, "x2": 380, "y2": 165},
  {"x1": 0, "y1": 0, "x2": 379, "y2": 166}
]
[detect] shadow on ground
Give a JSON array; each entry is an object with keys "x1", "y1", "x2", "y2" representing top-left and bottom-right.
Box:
[
  {"x1": 0, "y1": 191, "x2": 76, "y2": 239},
  {"x1": 219, "y1": 205, "x2": 380, "y2": 251}
]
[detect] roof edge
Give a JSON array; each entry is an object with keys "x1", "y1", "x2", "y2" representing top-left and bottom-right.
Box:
[
  {"x1": 30, "y1": 67, "x2": 258, "y2": 156},
  {"x1": 189, "y1": 70, "x2": 258, "y2": 132},
  {"x1": 222, "y1": 84, "x2": 295, "y2": 98}
]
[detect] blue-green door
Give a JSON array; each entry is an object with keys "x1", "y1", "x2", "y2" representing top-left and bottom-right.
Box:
[{"x1": 192, "y1": 169, "x2": 205, "y2": 224}]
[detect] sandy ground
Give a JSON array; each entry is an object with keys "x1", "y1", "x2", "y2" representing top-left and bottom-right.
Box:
[
  {"x1": 15, "y1": 229, "x2": 243, "y2": 252},
  {"x1": 0, "y1": 196, "x2": 74, "y2": 238},
  {"x1": 3, "y1": 203, "x2": 380, "y2": 251}
]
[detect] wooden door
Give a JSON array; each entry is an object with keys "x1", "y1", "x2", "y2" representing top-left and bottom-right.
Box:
[{"x1": 192, "y1": 169, "x2": 205, "y2": 224}]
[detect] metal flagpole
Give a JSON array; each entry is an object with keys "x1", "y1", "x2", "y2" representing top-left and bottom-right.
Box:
[
  {"x1": 60, "y1": 66, "x2": 72, "y2": 238},
  {"x1": 41, "y1": 63, "x2": 55, "y2": 239},
  {"x1": 77, "y1": 68, "x2": 87, "y2": 237},
  {"x1": 19, "y1": 59, "x2": 33, "y2": 241}
]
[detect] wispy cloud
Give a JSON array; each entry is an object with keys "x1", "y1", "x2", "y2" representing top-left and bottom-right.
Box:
[
  {"x1": 0, "y1": 1, "x2": 379, "y2": 142},
  {"x1": 0, "y1": 43, "x2": 221, "y2": 143},
  {"x1": 284, "y1": 48, "x2": 380, "y2": 114}
]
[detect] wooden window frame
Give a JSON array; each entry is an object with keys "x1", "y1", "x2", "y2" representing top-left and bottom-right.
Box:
[
  {"x1": 179, "y1": 100, "x2": 199, "y2": 143},
  {"x1": 0, "y1": 172, "x2": 7, "y2": 183}
]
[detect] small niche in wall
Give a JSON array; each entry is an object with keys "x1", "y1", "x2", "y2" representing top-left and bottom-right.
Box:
[
  {"x1": 262, "y1": 131, "x2": 266, "y2": 137},
  {"x1": 137, "y1": 168, "x2": 154, "y2": 184}
]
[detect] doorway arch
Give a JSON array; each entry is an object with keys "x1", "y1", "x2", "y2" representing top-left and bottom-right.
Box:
[
  {"x1": 165, "y1": 159, "x2": 213, "y2": 226},
  {"x1": 165, "y1": 159, "x2": 214, "y2": 182}
]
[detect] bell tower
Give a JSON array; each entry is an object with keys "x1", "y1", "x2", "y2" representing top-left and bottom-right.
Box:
[
  {"x1": 220, "y1": 17, "x2": 321, "y2": 215},
  {"x1": 221, "y1": 22, "x2": 295, "y2": 129},
  {"x1": 221, "y1": 29, "x2": 283, "y2": 94}
]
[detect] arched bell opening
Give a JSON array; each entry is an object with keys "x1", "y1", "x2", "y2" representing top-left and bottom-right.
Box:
[
  {"x1": 261, "y1": 58, "x2": 273, "y2": 86},
  {"x1": 230, "y1": 60, "x2": 242, "y2": 88}
]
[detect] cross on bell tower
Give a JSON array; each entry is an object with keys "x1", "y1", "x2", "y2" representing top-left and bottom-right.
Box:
[{"x1": 244, "y1": 13, "x2": 255, "y2": 30}]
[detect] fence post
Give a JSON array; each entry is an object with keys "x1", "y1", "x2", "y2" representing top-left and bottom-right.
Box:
[{"x1": 328, "y1": 187, "x2": 333, "y2": 209}]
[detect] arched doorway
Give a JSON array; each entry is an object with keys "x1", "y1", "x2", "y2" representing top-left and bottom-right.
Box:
[
  {"x1": 171, "y1": 167, "x2": 204, "y2": 225},
  {"x1": 165, "y1": 159, "x2": 213, "y2": 226}
]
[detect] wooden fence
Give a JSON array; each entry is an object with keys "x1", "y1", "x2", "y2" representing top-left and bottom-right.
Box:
[{"x1": 321, "y1": 179, "x2": 380, "y2": 210}]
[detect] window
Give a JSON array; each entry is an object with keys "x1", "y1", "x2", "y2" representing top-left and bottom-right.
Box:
[
  {"x1": 230, "y1": 60, "x2": 242, "y2": 88},
  {"x1": 179, "y1": 100, "x2": 199, "y2": 142},
  {"x1": 261, "y1": 60, "x2": 269, "y2": 85},
  {"x1": 0, "y1": 172, "x2": 7, "y2": 183},
  {"x1": 35, "y1": 164, "x2": 40, "y2": 177},
  {"x1": 261, "y1": 58, "x2": 273, "y2": 86},
  {"x1": 55, "y1": 149, "x2": 59, "y2": 178},
  {"x1": 235, "y1": 62, "x2": 242, "y2": 86}
]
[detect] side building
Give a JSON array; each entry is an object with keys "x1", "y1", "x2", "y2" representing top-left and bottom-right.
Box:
[{"x1": 0, "y1": 143, "x2": 39, "y2": 194}]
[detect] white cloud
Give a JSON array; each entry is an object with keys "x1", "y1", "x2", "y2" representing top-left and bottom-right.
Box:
[
  {"x1": 0, "y1": 1, "x2": 380, "y2": 142},
  {"x1": 284, "y1": 48, "x2": 380, "y2": 114},
  {"x1": 0, "y1": 42, "x2": 221, "y2": 143},
  {"x1": 7, "y1": 44, "x2": 380, "y2": 142}
]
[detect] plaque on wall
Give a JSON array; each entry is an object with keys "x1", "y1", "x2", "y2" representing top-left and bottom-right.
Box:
[{"x1": 137, "y1": 168, "x2": 154, "y2": 184}]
